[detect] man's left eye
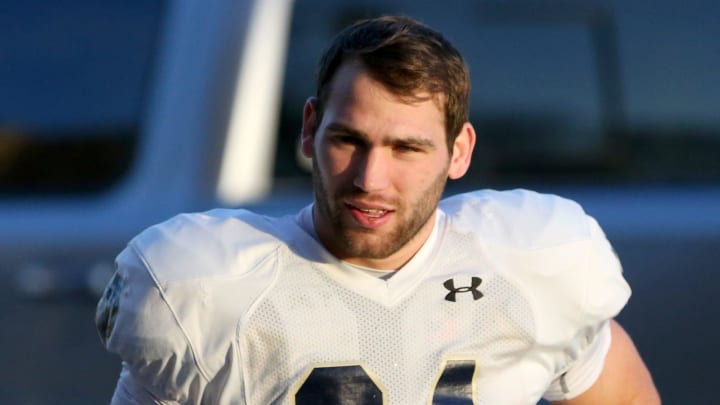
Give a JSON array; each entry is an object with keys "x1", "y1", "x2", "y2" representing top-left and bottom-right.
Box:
[{"x1": 395, "y1": 145, "x2": 420, "y2": 153}]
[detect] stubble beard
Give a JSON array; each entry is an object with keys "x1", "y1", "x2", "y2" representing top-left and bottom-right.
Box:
[{"x1": 312, "y1": 160, "x2": 448, "y2": 261}]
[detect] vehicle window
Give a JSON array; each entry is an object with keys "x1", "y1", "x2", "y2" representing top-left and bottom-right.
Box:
[
  {"x1": 0, "y1": 0, "x2": 165, "y2": 195},
  {"x1": 276, "y1": 0, "x2": 720, "y2": 187}
]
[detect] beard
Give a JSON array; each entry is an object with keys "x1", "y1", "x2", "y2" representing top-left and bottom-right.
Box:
[{"x1": 312, "y1": 159, "x2": 448, "y2": 261}]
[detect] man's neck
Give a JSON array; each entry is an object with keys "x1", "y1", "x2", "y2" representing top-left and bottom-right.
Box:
[{"x1": 310, "y1": 205, "x2": 438, "y2": 271}]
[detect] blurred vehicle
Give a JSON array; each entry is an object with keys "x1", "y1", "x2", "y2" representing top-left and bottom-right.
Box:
[
  {"x1": 0, "y1": 0, "x2": 718, "y2": 403},
  {"x1": 0, "y1": 0, "x2": 302, "y2": 295}
]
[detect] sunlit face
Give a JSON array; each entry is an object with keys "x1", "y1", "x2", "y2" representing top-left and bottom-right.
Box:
[{"x1": 301, "y1": 62, "x2": 474, "y2": 269}]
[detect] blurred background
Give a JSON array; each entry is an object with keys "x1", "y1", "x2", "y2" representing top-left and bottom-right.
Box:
[{"x1": 1, "y1": 0, "x2": 718, "y2": 403}]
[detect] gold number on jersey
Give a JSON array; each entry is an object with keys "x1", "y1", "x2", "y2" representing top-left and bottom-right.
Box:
[
  {"x1": 292, "y1": 362, "x2": 385, "y2": 404},
  {"x1": 431, "y1": 357, "x2": 479, "y2": 404},
  {"x1": 291, "y1": 358, "x2": 478, "y2": 404}
]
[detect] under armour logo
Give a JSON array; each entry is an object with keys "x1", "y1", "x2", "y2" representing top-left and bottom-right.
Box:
[{"x1": 443, "y1": 277, "x2": 483, "y2": 302}]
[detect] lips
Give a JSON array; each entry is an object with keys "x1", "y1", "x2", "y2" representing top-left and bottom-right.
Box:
[
  {"x1": 355, "y1": 207, "x2": 387, "y2": 217},
  {"x1": 345, "y1": 202, "x2": 394, "y2": 229}
]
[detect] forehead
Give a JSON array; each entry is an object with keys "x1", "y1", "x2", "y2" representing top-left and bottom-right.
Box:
[
  {"x1": 326, "y1": 61, "x2": 444, "y2": 107},
  {"x1": 323, "y1": 62, "x2": 446, "y2": 134}
]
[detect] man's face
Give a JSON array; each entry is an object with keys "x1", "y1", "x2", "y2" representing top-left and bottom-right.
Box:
[{"x1": 301, "y1": 62, "x2": 473, "y2": 269}]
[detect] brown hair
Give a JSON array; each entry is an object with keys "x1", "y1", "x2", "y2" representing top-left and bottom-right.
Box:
[{"x1": 314, "y1": 16, "x2": 471, "y2": 150}]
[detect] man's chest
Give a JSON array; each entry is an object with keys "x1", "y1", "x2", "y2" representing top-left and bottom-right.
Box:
[{"x1": 235, "y1": 260, "x2": 558, "y2": 404}]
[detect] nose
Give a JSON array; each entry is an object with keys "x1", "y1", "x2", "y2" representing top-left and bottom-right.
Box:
[{"x1": 353, "y1": 148, "x2": 390, "y2": 192}]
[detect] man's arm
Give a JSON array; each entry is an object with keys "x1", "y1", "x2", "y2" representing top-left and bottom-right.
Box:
[{"x1": 552, "y1": 320, "x2": 660, "y2": 405}]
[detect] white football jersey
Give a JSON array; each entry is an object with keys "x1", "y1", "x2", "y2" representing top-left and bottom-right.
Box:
[{"x1": 96, "y1": 189, "x2": 630, "y2": 404}]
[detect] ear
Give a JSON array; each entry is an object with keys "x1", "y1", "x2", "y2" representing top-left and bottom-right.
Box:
[
  {"x1": 447, "y1": 122, "x2": 476, "y2": 180},
  {"x1": 301, "y1": 97, "x2": 318, "y2": 158}
]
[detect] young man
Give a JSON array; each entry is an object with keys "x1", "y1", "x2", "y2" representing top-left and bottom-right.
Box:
[{"x1": 96, "y1": 16, "x2": 659, "y2": 404}]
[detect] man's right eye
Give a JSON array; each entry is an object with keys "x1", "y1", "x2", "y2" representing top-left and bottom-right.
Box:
[{"x1": 332, "y1": 135, "x2": 362, "y2": 146}]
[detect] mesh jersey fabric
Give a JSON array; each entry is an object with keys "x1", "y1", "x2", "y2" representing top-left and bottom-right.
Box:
[{"x1": 97, "y1": 188, "x2": 631, "y2": 404}]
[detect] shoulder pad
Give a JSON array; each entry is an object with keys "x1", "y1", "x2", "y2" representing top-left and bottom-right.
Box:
[
  {"x1": 130, "y1": 208, "x2": 288, "y2": 284},
  {"x1": 441, "y1": 189, "x2": 591, "y2": 249}
]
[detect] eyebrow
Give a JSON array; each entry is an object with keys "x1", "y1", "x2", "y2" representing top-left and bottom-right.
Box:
[{"x1": 325, "y1": 122, "x2": 437, "y2": 149}]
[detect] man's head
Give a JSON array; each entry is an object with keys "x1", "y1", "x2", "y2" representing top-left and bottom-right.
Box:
[
  {"x1": 301, "y1": 16, "x2": 475, "y2": 269},
  {"x1": 312, "y1": 15, "x2": 471, "y2": 151}
]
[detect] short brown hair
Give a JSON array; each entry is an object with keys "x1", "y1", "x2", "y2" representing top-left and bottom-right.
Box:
[{"x1": 314, "y1": 16, "x2": 471, "y2": 150}]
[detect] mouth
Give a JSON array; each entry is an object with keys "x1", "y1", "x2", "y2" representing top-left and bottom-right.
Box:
[{"x1": 345, "y1": 202, "x2": 394, "y2": 229}]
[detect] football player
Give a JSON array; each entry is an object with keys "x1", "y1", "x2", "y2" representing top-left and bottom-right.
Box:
[{"x1": 96, "y1": 15, "x2": 660, "y2": 404}]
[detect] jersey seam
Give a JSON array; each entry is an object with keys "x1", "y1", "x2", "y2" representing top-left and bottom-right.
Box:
[
  {"x1": 129, "y1": 241, "x2": 212, "y2": 384},
  {"x1": 236, "y1": 244, "x2": 283, "y2": 404},
  {"x1": 237, "y1": 245, "x2": 283, "y2": 325}
]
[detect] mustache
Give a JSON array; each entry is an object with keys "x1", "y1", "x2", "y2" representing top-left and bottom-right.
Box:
[{"x1": 333, "y1": 186, "x2": 399, "y2": 206}]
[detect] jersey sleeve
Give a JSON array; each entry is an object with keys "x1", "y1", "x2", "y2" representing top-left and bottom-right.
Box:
[
  {"x1": 542, "y1": 320, "x2": 612, "y2": 401},
  {"x1": 539, "y1": 215, "x2": 629, "y2": 400},
  {"x1": 96, "y1": 243, "x2": 208, "y2": 404},
  {"x1": 109, "y1": 365, "x2": 166, "y2": 405}
]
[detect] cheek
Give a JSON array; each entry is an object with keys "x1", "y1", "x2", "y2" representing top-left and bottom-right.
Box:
[
  {"x1": 318, "y1": 145, "x2": 355, "y2": 176},
  {"x1": 314, "y1": 147, "x2": 354, "y2": 191},
  {"x1": 399, "y1": 158, "x2": 448, "y2": 188}
]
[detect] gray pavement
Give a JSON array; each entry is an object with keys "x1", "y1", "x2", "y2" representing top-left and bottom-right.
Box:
[{"x1": 0, "y1": 281, "x2": 118, "y2": 404}]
